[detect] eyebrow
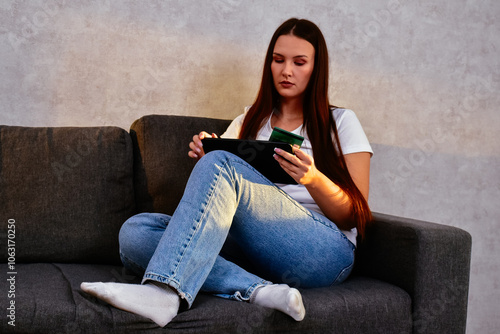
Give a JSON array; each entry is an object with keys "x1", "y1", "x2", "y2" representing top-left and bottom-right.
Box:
[{"x1": 273, "y1": 52, "x2": 309, "y2": 59}]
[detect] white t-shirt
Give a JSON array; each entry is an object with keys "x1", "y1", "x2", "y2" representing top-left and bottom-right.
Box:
[{"x1": 221, "y1": 107, "x2": 373, "y2": 245}]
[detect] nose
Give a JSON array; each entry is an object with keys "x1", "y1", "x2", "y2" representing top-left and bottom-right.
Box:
[{"x1": 282, "y1": 61, "x2": 293, "y2": 78}]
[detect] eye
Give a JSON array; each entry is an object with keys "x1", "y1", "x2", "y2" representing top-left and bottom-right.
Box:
[
  {"x1": 273, "y1": 58, "x2": 284, "y2": 64},
  {"x1": 295, "y1": 62, "x2": 306, "y2": 66}
]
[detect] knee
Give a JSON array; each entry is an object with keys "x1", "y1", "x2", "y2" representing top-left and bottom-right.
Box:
[
  {"x1": 118, "y1": 213, "x2": 169, "y2": 254},
  {"x1": 119, "y1": 213, "x2": 148, "y2": 241},
  {"x1": 201, "y1": 150, "x2": 235, "y2": 165},
  {"x1": 195, "y1": 151, "x2": 240, "y2": 176},
  {"x1": 119, "y1": 214, "x2": 145, "y2": 255}
]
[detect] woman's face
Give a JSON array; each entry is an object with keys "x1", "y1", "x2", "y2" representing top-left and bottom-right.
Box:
[{"x1": 271, "y1": 34, "x2": 315, "y2": 103}]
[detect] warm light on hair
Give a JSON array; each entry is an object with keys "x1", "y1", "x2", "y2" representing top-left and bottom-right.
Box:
[{"x1": 240, "y1": 18, "x2": 372, "y2": 237}]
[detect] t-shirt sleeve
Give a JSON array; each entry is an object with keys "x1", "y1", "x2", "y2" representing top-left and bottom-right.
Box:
[
  {"x1": 220, "y1": 107, "x2": 251, "y2": 139},
  {"x1": 335, "y1": 109, "x2": 373, "y2": 156},
  {"x1": 220, "y1": 113, "x2": 245, "y2": 139}
]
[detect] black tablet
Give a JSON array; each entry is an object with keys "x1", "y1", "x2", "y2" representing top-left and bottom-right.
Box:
[{"x1": 202, "y1": 138, "x2": 297, "y2": 184}]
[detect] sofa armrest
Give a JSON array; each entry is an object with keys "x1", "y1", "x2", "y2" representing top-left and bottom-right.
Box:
[{"x1": 355, "y1": 212, "x2": 471, "y2": 334}]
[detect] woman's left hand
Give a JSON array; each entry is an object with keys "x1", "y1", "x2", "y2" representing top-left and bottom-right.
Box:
[{"x1": 273, "y1": 146, "x2": 320, "y2": 185}]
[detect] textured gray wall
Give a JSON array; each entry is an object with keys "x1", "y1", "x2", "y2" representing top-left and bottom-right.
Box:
[{"x1": 1, "y1": 1, "x2": 499, "y2": 332}]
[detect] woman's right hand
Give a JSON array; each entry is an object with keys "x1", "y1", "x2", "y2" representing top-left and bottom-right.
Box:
[{"x1": 188, "y1": 131, "x2": 218, "y2": 160}]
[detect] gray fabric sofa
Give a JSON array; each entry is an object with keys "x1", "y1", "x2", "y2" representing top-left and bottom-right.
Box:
[{"x1": 0, "y1": 114, "x2": 471, "y2": 333}]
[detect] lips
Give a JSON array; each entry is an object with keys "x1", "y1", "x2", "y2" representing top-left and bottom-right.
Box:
[{"x1": 280, "y1": 80, "x2": 294, "y2": 88}]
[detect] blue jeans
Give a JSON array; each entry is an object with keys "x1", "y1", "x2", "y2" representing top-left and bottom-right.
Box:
[{"x1": 119, "y1": 151, "x2": 355, "y2": 308}]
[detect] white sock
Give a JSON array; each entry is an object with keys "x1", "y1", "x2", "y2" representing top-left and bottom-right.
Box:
[
  {"x1": 80, "y1": 281, "x2": 180, "y2": 327},
  {"x1": 251, "y1": 284, "x2": 305, "y2": 321}
]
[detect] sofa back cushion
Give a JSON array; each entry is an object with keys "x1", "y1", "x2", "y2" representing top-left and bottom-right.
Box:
[
  {"x1": 0, "y1": 126, "x2": 135, "y2": 264},
  {"x1": 130, "y1": 115, "x2": 231, "y2": 214}
]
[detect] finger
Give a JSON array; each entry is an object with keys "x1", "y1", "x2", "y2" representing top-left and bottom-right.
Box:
[
  {"x1": 274, "y1": 154, "x2": 300, "y2": 181},
  {"x1": 192, "y1": 134, "x2": 201, "y2": 147},
  {"x1": 190, "y1": 132, "x2": 208, "y2": 158},
  {"x1": 290, "y1": 147, "x2": 313, "y2": 165},
  {"x1": 194, "y1": 133, "x2": 210, "y2": 148},
  {"x1": 190, "y1": 136, "x2": 203, "y2": 150},
  {"x1": 189, "y1": 141, "x2": 202, "y2": 153},
  {"x1": 199, "y1": 131, "x2": 212, "y2": 140},
  {"x1": 292, "y1": 146, "x2": 303, "y2": 156},
  {"x1": 273, "y1": 152, "x2": 299, "y2": 173},
  {"x1": 274, "y1": 148, "x2": 311, "y2": 178},
  {"x1": 291, "y1": 147, "x2": 307, "y2": 159},
  {"x1": 274, "y1": 147, "x2": 293, "y2": 159},
  {"x1": 273, "y1": 153, "x2": 289, "y2": 170},
  {"x1": 274, "y1": 148, "x2": 299, "y2": 165}
]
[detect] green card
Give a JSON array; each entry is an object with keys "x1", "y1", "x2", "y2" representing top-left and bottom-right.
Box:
[{"x1": 269, "y1": 127, "x2": 304, "y2": 147}]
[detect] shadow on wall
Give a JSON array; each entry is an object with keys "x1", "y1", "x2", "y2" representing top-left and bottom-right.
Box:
[
  {"x1": 368, "y1": 142, "x2": 500, "y2": 333},
  {"x1": 369, "y1": 143, "x2": 499, "y2": 223}
]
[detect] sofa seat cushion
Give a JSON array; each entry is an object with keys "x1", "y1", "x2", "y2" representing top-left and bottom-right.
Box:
[
  {"x1": 0, "y1": 126, "x2": 135, "y2": 264},
  {"x1": 0, "y1": 264, "x2": 411, "y2": 333}
]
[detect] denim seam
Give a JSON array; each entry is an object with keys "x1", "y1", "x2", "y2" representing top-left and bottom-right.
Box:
[
  {"x1": 144, "y1": 158, "x2": 228, "y2": 308},
  {"x1": 230, "y1": 155, "x2": 356, "y2": 249},
  {"x1": 229, "y1": 158, "x2": 320, "y2": 218},
  {"x1": 229, "y1": 158, "x2": 274, "y2": 185},
  {"x1": 247, "y1": 280, "x2": 271, "y2": 303},
  {"x1": 229, "y1": 158, "x2": 308, "y2": 211},
  {"x1": 142, "y1": 273, "x2": 194, "y2": 305},
  {"x1": 330, "y1": 250, "x2": 356, "y2": 286},
  {"x1": 225, "y1": 154, "x2": 358, "y2": 289}
]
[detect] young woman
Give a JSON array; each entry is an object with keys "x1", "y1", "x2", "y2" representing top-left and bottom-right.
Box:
[{"x1": 81, "y1": 18, "x2": 373, "y2": 327}]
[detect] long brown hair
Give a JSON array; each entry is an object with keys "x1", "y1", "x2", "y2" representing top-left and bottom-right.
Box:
[{"x1": 239, "y1": 18, "x2": 372, "y2": 238}]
